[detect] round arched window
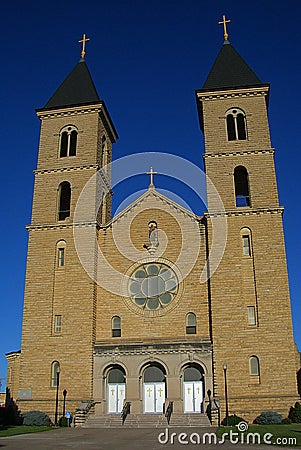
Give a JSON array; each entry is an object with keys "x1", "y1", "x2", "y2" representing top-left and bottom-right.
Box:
[
  {"x1": 143, "y1": 365, "x2": 165, "y2": 383},
  {"x1": 108, "y1": 367, "x2": 125, "y2": 384},
  {"x1": 128, "y1": 262, "x2": 178, "y2": 311},
  {"x1": 183, "y1": 366, "x2": 203, "y2": 382}
]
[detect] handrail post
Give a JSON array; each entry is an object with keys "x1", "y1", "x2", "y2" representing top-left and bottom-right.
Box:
[
  {"x1": 165, "y1": 401, "x2": 173, "y2": 425},
  {"x1": 121, "y1": 401, "x2": 131, "y2": 424}
]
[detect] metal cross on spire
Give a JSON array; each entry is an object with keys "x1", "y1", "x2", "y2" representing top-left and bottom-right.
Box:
[
  {"x1": 146, "y1": 167, "x2": 158, "y2": 188},
  {"x1": 78, "y1": 33, "x2": 90, "y2": 59},
  {"x1": 218, "y1": 15, "x2": 231, "y2": 41}
]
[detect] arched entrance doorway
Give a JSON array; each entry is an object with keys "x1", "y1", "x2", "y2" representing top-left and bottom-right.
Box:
[
  {"x1": 107, "y1": 366, "x2": 126, "y2": 413},
  {"x1": 143, "y1": 364, "x2": 166, "y2": 413},
  {"x1": 183, "y1": 364, "x2": 204, "y2": 413}
]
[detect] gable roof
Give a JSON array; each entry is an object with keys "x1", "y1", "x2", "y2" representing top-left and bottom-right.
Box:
[
  {"x1": 43, "y1": 59, "x2": 100, "y2": 109},
  {"x1": 106, "y1": 188, "x2": 200, "y2": 228},
  {"x1": 202, "y1": 40, "x2": 263, "y2": 90}
]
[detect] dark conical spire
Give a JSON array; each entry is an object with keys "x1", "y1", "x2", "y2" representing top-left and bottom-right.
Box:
[
  {"x1": 202, "y1": 40, "x2": 263, "y2": 90},
  {"x1": 43, "y1": 59, "x2": 100, "y2": 109}
]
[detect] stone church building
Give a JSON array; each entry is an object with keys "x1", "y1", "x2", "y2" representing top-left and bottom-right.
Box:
[{"x1": 6, "y1": 28, "x2": 300, "y2": 424}]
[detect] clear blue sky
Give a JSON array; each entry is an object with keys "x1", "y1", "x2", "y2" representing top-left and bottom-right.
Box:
[{"x1": 1, "y1": 0, "x2": 300, "y2": 390}]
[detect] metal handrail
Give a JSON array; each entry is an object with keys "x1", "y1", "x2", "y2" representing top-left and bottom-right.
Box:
[
  {"x1": 165, "y1": 401, "x2": 173, "y2": 425},
  {"x1": 121, "y1": 401, "x2": 131, "y2": 424}
]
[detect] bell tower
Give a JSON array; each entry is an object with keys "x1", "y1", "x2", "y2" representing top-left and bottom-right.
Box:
[
  {"x1": 16, "y1": 39, "x2": 118, "y2": 416},
  {"x1": 196, "y1": 21, "x2": 298, "y2": 419}
]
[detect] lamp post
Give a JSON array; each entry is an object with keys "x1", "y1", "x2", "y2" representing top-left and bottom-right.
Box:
[
  {"x1": 223, "y1": 364, "x2": 229, "y2": 426},
  {"x1": 54, "y1": 367, "x2": 60, "y2": 425},
  {"x1": 63, "y1": 389, "x2": 67, "y2": 418}
]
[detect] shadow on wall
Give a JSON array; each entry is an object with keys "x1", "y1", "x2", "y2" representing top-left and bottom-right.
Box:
[{"x1": 297, "y1": 368, "x2": 301, "y2": 398}]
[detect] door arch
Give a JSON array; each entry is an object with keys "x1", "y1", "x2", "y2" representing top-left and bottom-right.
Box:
[
  {"x1": 183, "y1": 364, "x2": 204, "y2": 413},
  {"x1": 143, "y1": 363, "x2": 166, "y2": 413},
  {"x1": 107, "y1": 366, "x2": 126, "y2": 413}
]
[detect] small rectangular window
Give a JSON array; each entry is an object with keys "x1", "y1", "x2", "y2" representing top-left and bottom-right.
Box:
[
  {"x1": 242, "y1": 235, "x2": 251, "y2": 256},
  {"x1": 54, "y1": 315, "x2": 62, "y2": 333},
  {"x1": 58, "y1": 248, "x2": 65, "y2": 267},
  {"x1": 247, "y1": 306, "x2": 256, "y2": 326}
]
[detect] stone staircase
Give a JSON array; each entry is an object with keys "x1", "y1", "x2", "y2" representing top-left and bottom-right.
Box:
[
  {"x1": 169, "y1": 413, "x2": 211, "y2": 427},
  {"x1": 83, "y1": 413, "x2": 211, "y2": 428}
]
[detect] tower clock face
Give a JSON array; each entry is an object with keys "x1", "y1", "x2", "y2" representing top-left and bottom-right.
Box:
[{"x1": 128, "y1": 262, "x2": 179, "y2": 311}]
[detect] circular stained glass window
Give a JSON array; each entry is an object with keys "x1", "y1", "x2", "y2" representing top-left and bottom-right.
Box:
[{"x1": 128, "y1": 263, "x2": 179, "y2": 311}]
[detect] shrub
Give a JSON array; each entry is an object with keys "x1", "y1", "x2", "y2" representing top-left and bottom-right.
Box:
[
  {"x1": 2, "y1": 388, "x2": 23, "y2": 425},
  {"x1": 282, "y1": 417, "x2": 292, "y2": 424},
  {"x1": 0, "y1": 407, "x2": 5, "y2": 426},
  {"x1": 288, "y1": 402, "x2": 301, "y2": 423},
  {"x1": 22, "y1": 410, "x2": 51, "y2": 426},
  {"x1": 221, "y1": 414, "x2": 246, "y2": 426},
  {"x1": 59, "y1": 416, "x2": 68, "y2": 427},
  {"x1": 253, "y1": 411, "x2": 283, "y2": 425}
]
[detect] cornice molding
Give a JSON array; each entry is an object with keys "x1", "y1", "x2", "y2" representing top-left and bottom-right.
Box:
[
  {"x1": 196, "y1": 85, "x2": 269, "y2": 102},
  {"x1": 34, "y1": 164, "x2": 99, "y2": 174},
  {"x1": 36, "y1": 102, "x2": 118, "y2": 143},
  {"x1": 26, "y1": 221, "x2": 98, "y2": 231},
  {"x1": 203, "y1": 148, "x2": 275, "y2": 159},
  {"x1": 205, "y1": 206, "x2": 284, "y2": 218},
  {"x1": 36, "y1": 104, "x2": 104, "y2": 119},
  {"x1": 94, "y1": 341, "x2": 212, "y2": 357}
]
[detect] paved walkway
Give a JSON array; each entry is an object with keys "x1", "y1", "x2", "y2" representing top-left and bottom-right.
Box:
[{"x1": 0, "y1": 427, "x2": 297, "y2": 450}]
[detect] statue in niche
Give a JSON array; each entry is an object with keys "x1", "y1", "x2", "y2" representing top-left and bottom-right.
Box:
[{"x1": 143, "y1": 221, "x2": 159, "y2": 251}]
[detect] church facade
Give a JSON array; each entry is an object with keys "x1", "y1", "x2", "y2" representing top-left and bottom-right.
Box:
[{"x1": 6, "y1": 30, "x2": 300, "y2": 423}]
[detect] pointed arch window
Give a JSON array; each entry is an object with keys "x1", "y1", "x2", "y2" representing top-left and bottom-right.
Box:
[
  {"x1": 51, "y1": 361, "x2": 60, "y2": 387},
  {"x1": 226, "y1": 108, "x2": 247, "y2": 141},
  {"x1": 112, "y1": 316, "x2": 121, "y2": 337},
  {"x1": 59, "y1": 126, "x2": 78, "y2": 157},
  {"x1": 58, "y1": 182, "x2": 71, "y2": 221},
  {"x1": 234, "y1": 166, "x2": 251, "y2": 207},
  {"x1": 186, "y1": 312, "x2": 196, "y2": 334}
]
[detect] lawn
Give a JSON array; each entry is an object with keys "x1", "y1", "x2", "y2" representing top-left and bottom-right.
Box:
[
  {"x1": 0, "y1": 425, "x2": 52, "y2": 437},
  {"x1": 216, "y1": 424, "x2": 301, "y2": 447}
]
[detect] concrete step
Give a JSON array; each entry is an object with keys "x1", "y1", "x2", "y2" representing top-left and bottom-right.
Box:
[
  {"x1": 83, "y1": 413, "x2": 211, "y2": 428},
  {"x1": 169, "y1": 413, "x2": 211, "y2": 427}
]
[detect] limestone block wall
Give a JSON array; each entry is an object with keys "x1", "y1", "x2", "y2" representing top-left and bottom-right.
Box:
[
  {"x1": 204, "y1": 150, "x2": 279, "y2": 211},
  {"x1": 197, "y1": 87, "x2": 271, "y2": 154},
  {"x1": 95, "y1": 191, "x2": 210, "y2": 344},
  {"x1": 207, "y1": 212, "x2": 298, "y2": 421},
  {"x1": 17, "y1": 226, "x2": 97, "y2": 418},
  {"x1": 5, "y1": 352, "x2": 21, "y2": 401}
]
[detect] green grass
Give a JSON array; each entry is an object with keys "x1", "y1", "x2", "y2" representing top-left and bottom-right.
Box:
[
  {"x1": 0, "y1": 425, "x2": 52, "y2": 437},
  {"x1": 216, "y1": 424, "x2": 301, "y2": 447}
]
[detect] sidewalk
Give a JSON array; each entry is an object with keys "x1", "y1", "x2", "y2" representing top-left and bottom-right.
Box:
[{"x1": 0, "y1": 427, "x2": 296, "y2": 449}]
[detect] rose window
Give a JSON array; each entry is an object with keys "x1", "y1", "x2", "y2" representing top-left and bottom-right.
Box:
[{"x1": 128, "y1": 263, "x2": 178, "y2": 310}]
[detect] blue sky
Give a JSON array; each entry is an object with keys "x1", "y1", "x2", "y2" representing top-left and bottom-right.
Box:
[{"x1": 0, "y1": 0, "x2": 300, "y2": 390}]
